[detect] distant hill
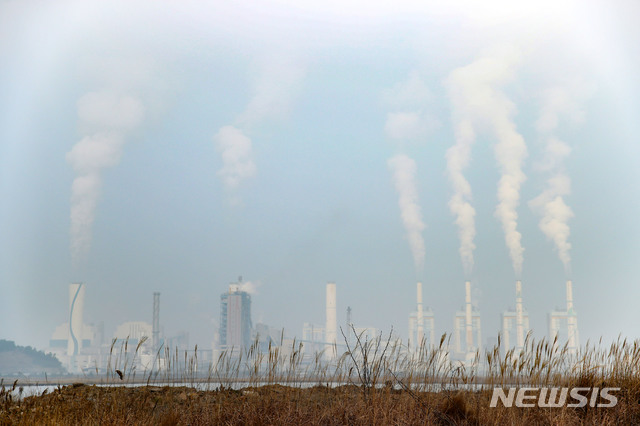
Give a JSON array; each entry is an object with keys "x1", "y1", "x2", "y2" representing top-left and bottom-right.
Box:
[{"x1": 0, "y1": 340, "x2": 66, "y2": 376}]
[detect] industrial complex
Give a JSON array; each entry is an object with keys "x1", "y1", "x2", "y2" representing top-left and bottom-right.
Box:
[{"x1": 48, "y1": 276, "x2": 579, "y2": 373}]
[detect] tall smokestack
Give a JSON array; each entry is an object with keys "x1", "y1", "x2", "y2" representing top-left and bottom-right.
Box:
[
  {"x1": 566, "y1": 280, "x2": 577, "y2": 354},
  {"x1": 152, "y1": 292, "x2": 160, "y2": 352},
  {"x1": 465, "y1": 280, "x2": 473, "y2": 350},
  {"x1": 416, "y1": 282, "x2": 424, "y2": 345},
  {"x1": 515, "y1": 280, "x2": 524, "y2": 350},
  {"x1": 68, "y1": 283, "x2": 85, "y2": 357},
  {"x1": 325, "y1": 282, "x2": 337, "y2": 360}
]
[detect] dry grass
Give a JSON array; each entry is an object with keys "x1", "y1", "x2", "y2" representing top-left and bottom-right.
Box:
[{"x1": 2, "y1": 333, "x2": 640, "y2": 425}]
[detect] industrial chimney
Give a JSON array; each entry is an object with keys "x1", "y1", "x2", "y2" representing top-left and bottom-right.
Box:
[
  {"x1": 515, "y1": 280, "x2": 524, "y2": 350},
  {"x1": 465, "y1": 280, "x2": 473, "y2": 351},
  {"x1": 67, "y1": 283, "x2": 85, "y2": 357},
  {"x1": 416, "y1": 282, "x2": 424, "y2": 345},
  {"x1": 152, "y1": 292, "x2": 160, "y2": 352},
  {"x1": 325, "y1": 282, "x2": 337, "y2": 360},
  {"x1": 566, "y1": 280, "x2": 578, "y2": 355}
]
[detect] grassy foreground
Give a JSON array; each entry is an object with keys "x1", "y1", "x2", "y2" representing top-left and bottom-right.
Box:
[
  {"x1": 2, "y1": 382, "x2": 640, "y2": 425},
  {"x1": 2, "y1": 333, "x2": 640, "y2": 424}
]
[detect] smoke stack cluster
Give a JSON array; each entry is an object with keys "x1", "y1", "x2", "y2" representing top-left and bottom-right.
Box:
[{"x1": 325, "y1": 282, "x2": 337, "y2": 360}]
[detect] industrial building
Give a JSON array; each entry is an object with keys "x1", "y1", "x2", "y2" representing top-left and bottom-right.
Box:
[
  {"x1": 219, "y1": 278, "x2": 253, "y2": 353},
  {"x1": 501, "y1": 308, "x2": 530, "y2": 353},
  {"x1": 48, "y1": 283, "x2": 100, "y2": 373},
  {"x1": 408, "y1": 310, "x2": 435, "y2": 351},
  {"x1": 301, "y1": 322, "x2": 325, "y2": 355},
  {"x1": 112, "y1": 321, "x2": 153, "y2": 346},
  {"x1": 452, "y1": 281, "x2": 482, "y2": 362},
  {"x1": 501, "y1": 280, "x2": 529, "y2": 352},
  {"x1": 548, "y1": 280, "x2": 580, "y2": 355},
  {"x1": 408, "y1": 282, "x2": 436, "y2": 352}
]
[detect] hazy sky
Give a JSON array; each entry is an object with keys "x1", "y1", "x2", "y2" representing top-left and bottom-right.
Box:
[{"x1": 1, "y1": 0, "x2": 639, "y2": 350}]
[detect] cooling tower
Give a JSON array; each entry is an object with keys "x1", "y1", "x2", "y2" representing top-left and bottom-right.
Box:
[
  {"x1": 325, "y1": 282, "x2": 337, "y2": 360},
  {"x1": 515, "y1": 280, "x2": 524, "y2": 350},
  {"x1": 67, "y1": 283, "x2": 85, "y2": 356},
  {"x1": 416, "y1": 282, "x2": 424, "y2": 344},
  {"x1": 465, "y1": 280, "x2": 473, "y2": 350}
]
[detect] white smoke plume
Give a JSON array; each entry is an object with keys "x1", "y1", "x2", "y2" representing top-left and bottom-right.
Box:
[
  {"x1": 388, "y1": 154, "x2": 426, "y2": 273},
  {"x1": 383, "y1": 70, "x2": 436, "y2": 143},
  {"x1": 446, "y1": 47, "x2": 526, "y2": 276},
  {"x1": 214, "y1": 125, "x2": 257, "y2": 192},
  {"x1": 445, "y1": 119, "x2": 477, "y2": 275},
  {"x1": 383, "y1": 71, "x2": 433, "y2": 273},
  {"x1": 239, "y1": 280, "x2": 261, "y2": 295},
  {"x1": 67, "y1": 90, "x2": 145, "y2": 266},
  {"x1": 215, "y1": 55, "x2": 305, "y2": 200},
  {"x1": 530, "y1": 85, "x2": 589, "y2": 273}
]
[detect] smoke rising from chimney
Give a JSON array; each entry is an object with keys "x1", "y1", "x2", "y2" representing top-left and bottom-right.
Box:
[
  {"x1": 388, "y1": 154, "x2": 426, "y2": 273},
  {"x1": 214, "y1": 55, "x2": 305, "y2": 202},
  {"x1": 214, "y1": 125, "x2": 256, "y2": 193},
  {"x1": 445, "y1": 119, "x2": 477, "y2": 275},
  {"x1": 384, "y1": 71, "x2": 433, "y2": 274},
  {"x1": 529, "y1": 85, "x2": 590, "y2": 273},
  {"x1": 238, "y1": 280, "x2": 261, "y2": 295},
  {"x1": 67, "y1": 90, "x2": 145, "y2": 266},
  {"x1": 446, "y1": 47, "x2": 526, "y2": 276}
]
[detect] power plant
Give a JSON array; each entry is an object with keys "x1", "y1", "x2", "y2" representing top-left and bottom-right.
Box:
[
  {"x1": 548, "y1": 280, "x2": 580, "y2": 355},
  {"x1": 44, "y1": 273, "x2": 582, "y2": 374},
  {"x1": 452, "y1": 281, "x2": 482, "y2": 362},
  {"x1": 501, "y1": 309, "x2": 530, "y2": 353},
  {"x1": 408, "y1": 282, "x2": 435, "y2": 352}
]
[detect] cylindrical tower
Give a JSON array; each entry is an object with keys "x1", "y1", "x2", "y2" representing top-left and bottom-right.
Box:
[
  {"x1": 67, "y1": 283, "x2": 85, "y2": 356},
  {"x1": 465, "y1": 280, "x2": 473, "y2": 350},
  {"x1": 515, "y1": 280, "x2": 524, "y2": 350},
  {"x1": 325, "y1": 282, "x2": 337, "y2": 360},
  {"x1": 566, "y1": 280, "x2": 578, "y2": 354},
  {"x1": 416, "y1": 282, "x2": 424, "y2": 346},
  {"x1": 153, "y1": 292, "x2": 160, "y2": 352}
]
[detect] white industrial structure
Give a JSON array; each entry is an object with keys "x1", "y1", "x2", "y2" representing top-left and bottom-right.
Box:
[
  {"x1": 48, "y1": 283, "x2": 102, "y2": 373},
  {"x1": 548, "y1": 280, "x2": 579, "y2": 355},
  {"x1": 501, "y1": 309, "x2": 530, "y2": 353},
  {"x1": 408, "y1": 310, "x2": 435, "y2": 351},
  {"x1": 453, "y1": 281, "x2": 481, "y2": 362},
  {"x1": 515, "y1": 280, "x2": 525, "y2": 351},
  {"x1": 417, "y1": 282, "x2": 424, "y2": 345},
  {"x1": 152, "y1": 292, "x2": 160, "y2": 352},
  {"x1": 325, "y1": 282, "x2": 337, "y2": 360},
  {"x1": 68, "y1": 282, "x2": 85, "y2": 357},
  {"x1": 113, "y1": 321, "x2": 153, "y2": 345},
  {"x1": 499, "y1": 280, "x2": 530, "y2": 353},
  {"x1": 219, "y1": 279, "x2": 253, "y2": 352},
  {"x1": 408, "y1": 282, "x2": 436, "y2": 352},
  {"x1": 302, "y1": 322, "x2": 325, "y2": 355}
]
